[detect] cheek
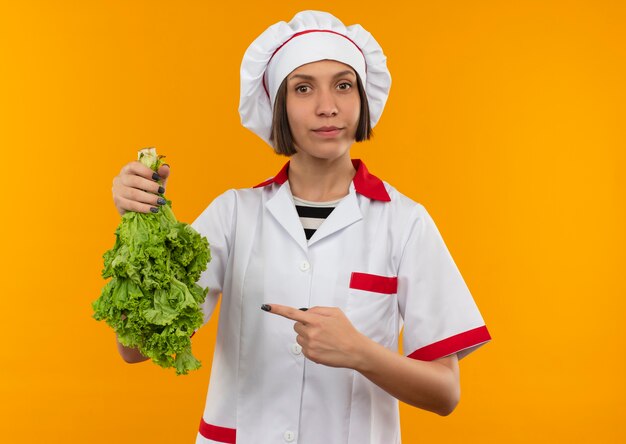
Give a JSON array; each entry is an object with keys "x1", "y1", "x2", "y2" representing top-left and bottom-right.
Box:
[
  {"x1": 286, "y1": 106, "x2": 307, "y2": 135},
  {"x1": 344, "y1": 96, "x2": 361, "y2": 127},
  {"x1": 351, "y1": 109, "x2": 360, "y2": 127}
]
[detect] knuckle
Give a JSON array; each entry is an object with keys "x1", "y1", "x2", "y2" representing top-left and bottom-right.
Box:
[
  {"x1": 127, "y1": 175, "x2": 140, "y2": 188},
  {"x1": 309, "y1": 319, "x2": 320, "y2": 329},
  {"x1": 136, "y1": 189, "x2": 147, "y2": 201},
  {"x1": 127, "y1": 162, "x2": 145, "y2": 178},
  {"x1": 283, "y1": 307, "x2": 295, "y2": 318},
  {"x1": 124, "y1": 161, "x2": 136, "y2": 173},
  {"x1": 307, "y1": 350, "x2": 319, "y2": 363},
  {"x1": 128, "y1": 188, "x2": 140, "y2": 201},
  {"x1": 134, "y1": 202, "x2": 148, "y2": 213},
  {"x1": 135, "y1": 177, "x2": 148, "y2": 190},
  {"x1": 119, "y1": 174, "x2": 131, "y2": 186}
]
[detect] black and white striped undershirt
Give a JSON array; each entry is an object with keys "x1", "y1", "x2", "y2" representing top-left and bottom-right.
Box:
[{"x1": 293, "y1": 195, "x2": 342, "y2": 241}]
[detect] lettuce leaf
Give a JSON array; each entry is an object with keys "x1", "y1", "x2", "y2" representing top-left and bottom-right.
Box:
[{"x1": 93, "y1": 148, "x2": 211, "y2": 375}]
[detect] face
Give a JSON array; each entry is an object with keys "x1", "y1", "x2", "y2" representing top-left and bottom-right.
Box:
[{"x1": 285, "y1": 59, "x2": 361, "y2": 162}]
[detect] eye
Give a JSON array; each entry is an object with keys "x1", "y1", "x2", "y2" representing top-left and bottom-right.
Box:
[
  {"x1": 337, "y1": 82, "x2": 353, "y2": 91},
  {"x1": 295, "y1": 85, "x2": 311, "y2": 94}
]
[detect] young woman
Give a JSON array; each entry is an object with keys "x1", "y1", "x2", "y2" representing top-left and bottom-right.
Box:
[{"x1": 110, "y1": 11, "x2": 491, "y2": 444}]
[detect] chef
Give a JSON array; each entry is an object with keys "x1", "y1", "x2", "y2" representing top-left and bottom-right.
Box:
[
  {"x1": 185, "y1": 10, "x2": 492, "y2": 444},
  {"x1": 110, "y1": 9, "x2": 492, "y2": 444}
]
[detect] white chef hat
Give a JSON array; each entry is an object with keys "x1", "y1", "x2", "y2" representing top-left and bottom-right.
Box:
[{"x1": 239, "y1": 10, "x2": 392, "y2": 147}]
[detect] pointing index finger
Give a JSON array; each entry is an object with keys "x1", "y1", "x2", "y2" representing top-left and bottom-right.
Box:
[{"x1": 262, "y1": 304, "x2": 311, "y2": 323}]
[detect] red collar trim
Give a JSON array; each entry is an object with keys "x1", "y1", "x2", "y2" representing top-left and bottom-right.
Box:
[{"x1": 253, "y1": 159, "x2": 391, "y2": 202}]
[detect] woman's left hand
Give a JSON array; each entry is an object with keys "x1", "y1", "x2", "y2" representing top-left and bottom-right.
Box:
[{"x1": 263, "y1": 304, "x2": 368, "y2": 369}]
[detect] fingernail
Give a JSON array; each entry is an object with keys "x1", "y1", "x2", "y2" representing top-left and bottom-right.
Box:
[
  {"x1": 150, "y1": 207, "x2": 159, "y2": 213},
  {"x1": 162, "y1": 163, "x2": 170, "y2": 168},
  {"x1": 299, "y1": 307, "x2": 308, "y2": 311},
  {"x1": 152, "y1": 172, "x2": 161, "y2": 181},
  {"x1": 157, "y1": 197, "x2": 166, "y2": 205},
  {"x1": 261, "y1": 304, "x2": 271, "y2": 312},
  {"x1": 158, "y1": 186, "x2": 165, "y2": 194}
]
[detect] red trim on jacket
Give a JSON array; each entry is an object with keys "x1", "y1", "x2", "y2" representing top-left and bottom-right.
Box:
[
  {"x1": 349, "y1": 272, "x2": 398, "y2": 294},
  {"x1": 253, "y1": 161, "x2": 290, "y2": 188},
  {"x1": 199, "y1": 418, "x2": 236, "y2": 443},
  {"x1": 407, "y1": 326, "x2": 492, "y2": 361},
  {"x1": 253, "y1": 159, "x2": 391, "y2": 202}
]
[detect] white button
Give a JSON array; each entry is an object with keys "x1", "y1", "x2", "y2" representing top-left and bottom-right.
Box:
[
  {"x1": 284, "y1": 430, "x2": 295, "y2": 442},
  {"x1": 291, "y1": 343, "x2": 302, "y2": 355},
  {"x1": 299, "y1": 261, "x2": 310, "y2": 271}
]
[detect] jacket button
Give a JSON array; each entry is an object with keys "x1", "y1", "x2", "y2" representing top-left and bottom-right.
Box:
[
  {"x1": 299, "y1": 260, "x2": 310, "y2": 271},
  {"x1": 284, "y1": 430, "x2": 295, "y2": 442},
  {"x1": 291, "y1": 343, "x2": 302, "y2": 355}
]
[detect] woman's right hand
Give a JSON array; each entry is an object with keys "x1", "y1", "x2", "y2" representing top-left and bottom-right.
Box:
[{"x1": 111, "y1": 161, "x2": 171, "y2": 216}]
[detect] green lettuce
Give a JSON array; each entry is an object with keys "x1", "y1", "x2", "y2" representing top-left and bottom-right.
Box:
[{"x1": 92, "y1": 148, "x2": 211, "y2": 375}]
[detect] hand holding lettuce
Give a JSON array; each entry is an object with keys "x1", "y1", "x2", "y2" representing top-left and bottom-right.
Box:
[{"x1": 93, "y1": 148, "x2": 211, "y2": 375}]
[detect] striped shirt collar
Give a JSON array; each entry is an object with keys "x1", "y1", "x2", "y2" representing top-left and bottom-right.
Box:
[{"x1": 253, "y1": 158, "x2": 391, "y2": 202}]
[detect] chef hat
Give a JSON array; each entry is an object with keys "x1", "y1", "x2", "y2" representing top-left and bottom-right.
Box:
[{"x1": 239, "y1": 10, "x2": 392, "y2": 147}]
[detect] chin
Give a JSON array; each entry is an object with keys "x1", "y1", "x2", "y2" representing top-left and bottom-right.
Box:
[
  {"x1": 295, "y1": 140, "x2": 353, "y2": 161},
  {"x1": 298, "y1": 150, "x2": 349, "y2": 162}
]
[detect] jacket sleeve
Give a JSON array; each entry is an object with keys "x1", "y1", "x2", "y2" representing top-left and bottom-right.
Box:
[
  {"x1": 190, "y1": 189, "x2": 236, "y2": 328},
  {"x1": 397, "y1": 204, "x2": 492, "y2": 361}
]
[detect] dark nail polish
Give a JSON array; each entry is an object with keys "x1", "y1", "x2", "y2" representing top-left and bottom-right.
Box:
[
  {"x1": 261, "y1": 304, "x2": 271, "y2": 312},
  {"x1": 157, "y1": 197, "x2": 166, "y2": 205},
  {"x1": 299, "y1": 307, "x2": 308, "y2": 311},
  {"x1": 152, "y1": 172, "x2": 161, "y2": 181},
  {"x1": 158, "y1": 186, "x2": 165, "y2": 194},
  {"x1": 150, "y1": 207, "x2": 159, "y2": 213}
]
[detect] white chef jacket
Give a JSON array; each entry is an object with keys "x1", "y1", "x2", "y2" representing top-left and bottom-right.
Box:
[{"x1": 190, "y1": 159, "x2": 491, "y2": 444}]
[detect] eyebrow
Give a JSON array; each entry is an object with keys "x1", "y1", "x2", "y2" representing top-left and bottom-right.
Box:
[{"x1": 288, "y1": 70, "x2": 356, "y2": 82}]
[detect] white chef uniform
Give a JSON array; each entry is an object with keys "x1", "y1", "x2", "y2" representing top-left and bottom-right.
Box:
[{"x1": 190, "y1": 158, "x2": 492, "y2": 444}]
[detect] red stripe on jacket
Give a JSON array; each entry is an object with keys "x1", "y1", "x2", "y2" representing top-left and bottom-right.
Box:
[
  {"x1": 407, "y1": 326, "x2": 491, "y2": 361},
  {"x1": 350, "y1": 272, "x2": 398, "y2": 294},
  {"x1": 199, "y1": 418, "x2": 236, "y2": 443}
]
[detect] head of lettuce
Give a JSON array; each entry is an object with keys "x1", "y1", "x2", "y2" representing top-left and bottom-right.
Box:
[{"x1": 92, "y1": 148, "x2": 211, "y2": 375}]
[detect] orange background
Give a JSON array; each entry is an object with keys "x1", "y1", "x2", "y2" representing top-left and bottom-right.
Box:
[{"x1": 1, "y1": 1, "x2": 625, "y2": 443}]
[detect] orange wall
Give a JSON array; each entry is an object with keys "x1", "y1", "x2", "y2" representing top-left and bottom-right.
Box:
[{"x1": 1, "y1": 1, "x2": 625, "y2": 443}]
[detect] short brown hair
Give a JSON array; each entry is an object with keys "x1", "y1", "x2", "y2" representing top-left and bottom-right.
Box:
[{"x1": 269, "y1": 72, "x2": 372, "y2": 156}]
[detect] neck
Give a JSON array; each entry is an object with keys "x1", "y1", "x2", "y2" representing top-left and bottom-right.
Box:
[{"x1": 288, "y1": 152, "x2": 356, "y2": 202}]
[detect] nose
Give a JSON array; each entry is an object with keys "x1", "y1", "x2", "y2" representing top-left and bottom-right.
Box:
[{"x1": 316, "y1": 88, "x2": 338, "y2": 117}]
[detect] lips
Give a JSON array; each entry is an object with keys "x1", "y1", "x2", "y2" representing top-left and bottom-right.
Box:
[
  {"x1": 313, "y1": 126, "x2": 341, "y2": 132},
  {"x1": 312, "y1": 126, "x2": 344, "y2": 137}
]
